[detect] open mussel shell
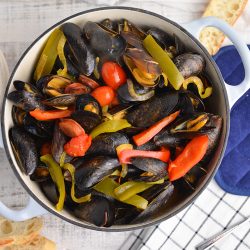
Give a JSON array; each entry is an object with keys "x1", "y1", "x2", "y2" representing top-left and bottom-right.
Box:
[
  {"x1": 178, "y1": 91, "x2": 205, "y2": 115},
  {"x1": 74, "y1": 156, "x2": 121, "y2": 190},
  {"x1": 182, "y1": 164, "x2": 207, "y2": 191},
  {"x1": 30, "y1": 166, "x2": 50, "y2": 182},
  {"x1": 75, "y1": 94, "x2": 102, "y2": 116},
  {"x1": 12, "y1": 107, "x2": 54, "y2": 138},
  {"x1": 87, "y1": 132, "x2": 129, "y2": 156},
  {"x1": 13, "y1": 80, "x2": 41, "y2": 96},
  {"x1": 117, "y1": 79, "x2": 155, "y2": 102},
  {"x1": 173, "y1": 53, "x2": 205, "y2": 79},
  {"x1": 100, "y1": 18, "x2": 117, "y2": 31},
  {"x1": 42, "y1": 94, "x2": 76, "y2": 107},
  {"x1": 147, "y1": 27, "x2": 174, "y2": 50},
  {"x1": 7, "y1": 90, "x2": 45, "y2": 111},
  {"x1": 133, "y1": 182, "x2": 174, "y2": 223},
  {"x1": 84, "y1": 21, "x2": 126, "y2": 58},
  {"x1": 36, "y1": 75, "x2": 72, "y2": 97},
  {"x1": 62, "y1": 22, "x2": 95, "y2": 76},
  {"x1": 126, "y1": 91, "x2": 179, "y2": 127},
  {"x1": 74, "y1": 195, "x2": 115, "y2": 227},
  {"x1": 131, "y1": 157, "x2": 167, "y2": 179},
  {"x1": 10, "y1": 126, "x2": 38, "y2": 175},
  {"x1": 51, "y1": 123, "x2": 72, "y2": 164},
  {"x1": 71, "y1": 110, "x2": 101, "y2": 134}
]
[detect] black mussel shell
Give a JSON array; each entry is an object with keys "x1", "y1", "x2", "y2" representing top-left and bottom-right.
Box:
[
  {"x1": 10, "y1": 126, "x2": 38, "y2": 175},
  {"x1": 147, "y1": 27, "x2": 174, "y2": 50},
  {"x1": 13, "y1": 80, "x2": 41, "y2": 96},
  {"x1": 51, "y1": 123, "x2": 72, "y2": 164},
  {"x1": 126, "y1": 91, "x2": 179, "y2": 127},
  {"x1": 71, "y1": 110, "x2": 101, "y2": 134},
  {"x1": 74, "y1": 195, "x2": 115, "y2": 227},
  {"x1": 133, "y1": 182, "x2": 174, "y2": 223},
  {"x1": 74, "y1": 156, "x2": 120, "y2": 189},
  {"x1": 84, "y1": 21, "x2": 126, "y2": 58},
  {"x1": 7, "y1": 90, "x2": 45, "y2": 111},
  {"x1": 136, "y1": 140, "x2": 158, "y2": 151},
  {"x1": 154, "y1": 130, "x2": 187, "y2": 147},
  {"x1": 40, "y1": 179, "x2": 59, "y2": 205},
  {"x1": 100, "y1": 18, "x2": 117, "y2": 31},
  {"x1": 87, "y1": 132, "x2": 129, "y2": 156},
  {"x1": 42, "y1": 94, "x2": 76, "y2": 107},
  {"x1": 62, "y1": 22, "x2": 95, "y2": 76},
  {"x1": 131, "y1": 157, "x2": 167, "y2": 178},
  {"x1": 173, "y1": 53, "x2": 205, "y2": 79}
]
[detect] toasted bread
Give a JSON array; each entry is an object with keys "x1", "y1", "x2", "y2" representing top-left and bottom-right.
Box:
[{"x1": 200, "y1": 0, "x2": 248, "y2": 55}]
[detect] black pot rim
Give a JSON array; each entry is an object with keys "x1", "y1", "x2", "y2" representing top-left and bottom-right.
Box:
[{"x1": 1, "y1": 6, "x2": 230, "y2": 232}]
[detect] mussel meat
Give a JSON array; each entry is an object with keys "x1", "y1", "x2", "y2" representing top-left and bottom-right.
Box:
[
  {"x1": 10, "y1": 126, "x2": 38, "y2": 175},
  {"x1": 126, "y1": 91, "x2": 179, "y2": 127},
  {"x1": 74, "y1": 156, "x2": 120, "y2": 189},
  {"x1": 30, "y1": 166, "x2": 50, "y2": 182},
  {"x1": 75, "y1": 94, "x2": 102, "y2": 115}
]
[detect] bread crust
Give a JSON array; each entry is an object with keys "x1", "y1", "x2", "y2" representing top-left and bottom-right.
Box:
[{"x1": 200, "y1": 0, "x2": 248, "y2": 55}]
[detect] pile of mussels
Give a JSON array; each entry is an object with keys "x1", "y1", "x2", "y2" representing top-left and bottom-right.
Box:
[{"x1": 8, "y1": 19, "x2": 222, "y2": 227}]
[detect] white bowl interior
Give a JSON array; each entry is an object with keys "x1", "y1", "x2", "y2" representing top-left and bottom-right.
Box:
[{"x1": 3, "y1": 8, "x2": 228, "y2": 230}]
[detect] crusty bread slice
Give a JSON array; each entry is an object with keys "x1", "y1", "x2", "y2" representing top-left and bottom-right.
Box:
[
  {"x1": 200, "y1": 0, "x2": 248, "y2": 55},
  {"x1": 0, "y1": 217, "x2": 43, "y2": 247},
  {"x1": 2, "y1": 235, "x2": 56, "y2": 250}
]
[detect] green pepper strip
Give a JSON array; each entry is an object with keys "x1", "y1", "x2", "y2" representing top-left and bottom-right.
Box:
[
  {"x1": 90, "y1": 119, "x2": 131, "y2": 139},
  {"x1": 182, "y1": 76, "x2": 212, "y2": 99},
  {"x1": 143, "y1": 35, "x2": 184, "y2": 90},
  {"x1": 40, "y1": 154, "x2": 65, "y2": 211},
  {"x1": 34, "y1": 28, "x2": 62, "y2": 81},
  {"x1": 114, "y1": 179, "x2": 164, "y2": 201},
  {"x1": 63, "y1": 163, "x2": 91, "y2": 203},
  {"x1": 94, "y1": 177, "x2": 148, "y2": 210}
]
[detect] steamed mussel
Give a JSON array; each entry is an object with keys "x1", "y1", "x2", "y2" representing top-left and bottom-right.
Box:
[{"x1": 7, "y1": 17, "x2": 222, "y2": 228}]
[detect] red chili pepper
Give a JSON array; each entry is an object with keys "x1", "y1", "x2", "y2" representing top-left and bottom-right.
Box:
[
  {"x1": 64, "y1": 134, "x2": 92, "y2": 157},
  {"x1": 30, "y1": 109, "x2": 73, "y2": 121},
  {"x1": 168, "y1": 135, "x2": 209, "y2": 181},
  {"x1": 118, "y1": 149, "x2": 170, "y2": 164},
  {"x1": 133, "y1": 110, "x2": 180, "y2": 146}
]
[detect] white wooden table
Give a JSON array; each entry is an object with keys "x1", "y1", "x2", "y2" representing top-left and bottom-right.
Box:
[{"x1": 0, "y1": 1, "x2": 249, "y2": 249}]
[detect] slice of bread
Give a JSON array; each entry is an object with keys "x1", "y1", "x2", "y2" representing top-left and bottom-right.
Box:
[
  {"x1": 0, "y1": 217, "x2": 43, "y2": 247},
  {"x1": 200, "y1": 0, "x2": 248, "y2": 55},
  {"x1": 2, "y1": 235, "x2": 56, "y2": 250}
]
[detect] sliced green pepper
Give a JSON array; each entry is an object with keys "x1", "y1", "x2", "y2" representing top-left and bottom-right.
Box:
[
  {"x1": 94, "y1": 177, "x2": 148, "y2": 210},
  {"x1": 63, "y1": 163, "x2": 91, "y2": 203},
  {"x1": 182, "y1": 76, "x2": 212, "y2": 99},
  {"x1": 40, "y1": 154, "x2": 65, "y2": 211},
  {"x1": 114, "y1": 179, "x2": 164, "y2": 201},
  {"x1": 90, "y1": 119, "x2": 131, "y2": 139},
  {"x1": 34, "y1": 28, "x2": 63, "y2": 81},
  {"x1": 143, "y1": 35, "x2": 184, "y2": 90}
]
